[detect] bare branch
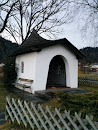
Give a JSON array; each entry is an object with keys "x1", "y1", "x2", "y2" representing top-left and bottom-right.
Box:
[
  {"x1": 0, "y1": 0, "x2": 9, "y2": 7},
  {"x1": 1, "y1": 0, "x2": 97, "y2": 45},
  {"x1": 0, "y1": 0, "x2": 18, "y2": 33}
]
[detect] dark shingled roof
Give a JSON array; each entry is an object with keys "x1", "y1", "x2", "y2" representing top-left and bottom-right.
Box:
[{"x1": 12, "y1": 30, "x2": 85, "y2": 59}]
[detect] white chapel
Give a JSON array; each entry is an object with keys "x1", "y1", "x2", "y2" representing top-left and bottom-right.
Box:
[{"x1": 12, "y1": 30, "x2": 84, "y2": 93}]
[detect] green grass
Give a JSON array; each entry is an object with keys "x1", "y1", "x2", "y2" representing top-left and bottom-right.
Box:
[
  {"x1": 0, "y1": 73, "x2": 98, "y2": 128},
  {"x1": 79, "y1": 74, "x2": 98, "y2": 79},
  {"x1": 0, "y1": 83, "x2": 17, "y2": 112},
  {"x1": 0, "y1": 82, "x2": 25, "y2": 129},
  {"x1": 43, "y1": 84, "x2": 98, "y2": 121},
  {"x1": 0, "y1": 85, "x2": 98, "y2": 129}
]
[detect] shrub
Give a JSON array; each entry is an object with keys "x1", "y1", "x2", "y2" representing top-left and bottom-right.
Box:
[
  {"x1": 3, "y1": 57, "x2": 17, "y2": 88},
  {"x1": 57, "y1": 92, "x2": 98, "y2": 120}
]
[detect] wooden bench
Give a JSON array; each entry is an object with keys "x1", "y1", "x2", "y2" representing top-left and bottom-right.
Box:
[{"x1": 12, "y1": 78, "x2": 33, "y2": 93}]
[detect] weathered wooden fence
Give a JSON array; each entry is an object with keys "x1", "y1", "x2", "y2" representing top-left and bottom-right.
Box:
[
  {"x1": 5, "y1": 97, "x2": 98, "y2": 130},
  {"x1": 78, "y1": 77, "x2": 98, "y2": 87}
]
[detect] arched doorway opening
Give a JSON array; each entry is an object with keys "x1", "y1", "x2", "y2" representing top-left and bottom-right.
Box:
[{"x1": 46, "y1": 55, "x2": 66, "y2": 89}]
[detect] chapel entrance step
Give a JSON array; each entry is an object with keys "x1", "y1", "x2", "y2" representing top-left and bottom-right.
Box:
[{"x1": 35, "y1": 88, "x2": 91, "y2": 96}]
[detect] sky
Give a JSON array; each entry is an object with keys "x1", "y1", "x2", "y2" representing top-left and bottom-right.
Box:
[
  {"x1": 57, "y1": 22, "x2": 90, "y2": 49},
  {"x1": 1, "y1": 0, "x2": 97, "y2": 49},
  {"x1": 41, "y1": 20, "x2": 96, "y2": 49},
  {"x1": 1, "y1": 20, "x2": 97, "y2": 50},
  {"x1": 1, "y1": 0, "x2": 98, "y2": 50},
  {"x1": 1, "y1": 11, "x2": 97, "y2": 49}
]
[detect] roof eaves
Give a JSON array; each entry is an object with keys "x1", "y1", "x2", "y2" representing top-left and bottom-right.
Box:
[
  {"x1": 63, "y1": 38, "x2": 85, "y2": 59},
  {"x1": 35, "y1": 38, "x2": 85, "y2": 59},
  {"x1": 11, "y1": 47, "x2": 41, "y2": 56}
]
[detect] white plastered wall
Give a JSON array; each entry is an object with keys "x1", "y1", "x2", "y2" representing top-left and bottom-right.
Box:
[
  {"x1": 15, "y1": 52, "x2": 37, "y2": 93},
  {"x1": 33, "y1": 44, "x2": 78, "y2": 93},
  {"x1": 15, "y1": 44, "x2": 78, "y2": 94}
]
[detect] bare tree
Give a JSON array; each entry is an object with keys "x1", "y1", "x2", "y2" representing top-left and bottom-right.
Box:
[
  {"x1": 0, "y1": 0, "x2": 9, "y2": 7},
  {"x1": 0, "y1": 0, "x2": 76, "y2": 43},
  {"x1": 1, "y1": 0, "x2": 97, "y2": 44},
  {"x1": 0, "y1": 0, "x2": 18, "y2": 33},
  {"x1": 0, "y1": 0, "x2": 19, "y2": 61},
  {"x1": 71, "y1": 0, "x2": 98, "y2": 44}
]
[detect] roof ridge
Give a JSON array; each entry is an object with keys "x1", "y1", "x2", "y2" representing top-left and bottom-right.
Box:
[
  {"x1": 11, "y1": 31, "x2": 85, "y2": 59},
  {"x1": 22, "y1": 29, "x2": 49, "y2": 45}
]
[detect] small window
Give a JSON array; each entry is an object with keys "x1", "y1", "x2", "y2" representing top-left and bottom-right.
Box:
[
  {"x1": 21, "y1": 61, "x2": 24, "y2": 73},
  {"x1": 15, "y1": 63, "x2": 19, "y2": 72}
]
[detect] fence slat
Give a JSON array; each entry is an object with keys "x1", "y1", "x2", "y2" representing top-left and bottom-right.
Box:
[
  {"x1": 6, "y1": 97, "x2": 20, "y2": 124},
  {"x1": 31, "y1": 103, "x2": 48, "y2": 130},
  {"x1": 46, "y1": 106, "x2": 62, "y2": 130},
  {"x1": 65, "y1": 110, "x2": 79, "y2": 130},
  {"x1": 12, "y1": 98, "x2": 27, "y2": 127},
  {"x1": 24, "y1": 101, "x2": 41, "y2": 129},
  {"x1": 75, "y1": 112, "x2": 89, "y2": 130},
  {"x1": 38, "y1": 104, "x2": 55, "y2": 130},
  {"x1": 55, "y1": 108, "x2": 71, "y2": 130},
  {"x1": 5, "y1": 96, "x2": 98, "y2": 130},
  {"x1": 18, "y1": 100, "x2": 34, "y2": 129},
  {"x1": 6, "y1": 105, "x2": 14, "y2": 122},
  {"x1": 86, "y1": 115, "x2": 97, "y2": 130}
]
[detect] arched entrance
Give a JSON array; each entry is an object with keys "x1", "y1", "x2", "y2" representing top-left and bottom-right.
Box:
[{"x1": 46, "y1": 55, "x2": 66, "y2": 89}]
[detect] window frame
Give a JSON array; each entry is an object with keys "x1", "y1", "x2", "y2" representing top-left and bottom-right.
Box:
[{"x1": 21, "y1": 61, "x2": 24, "y2": 73}]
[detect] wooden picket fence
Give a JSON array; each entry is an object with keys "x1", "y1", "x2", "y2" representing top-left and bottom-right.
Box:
[
  {"x1": 78, "y1": 77, "x2": 98, "y2": 87},
  {"x1": 5, "y1": 96, "x2": 98, "y2": 130}
]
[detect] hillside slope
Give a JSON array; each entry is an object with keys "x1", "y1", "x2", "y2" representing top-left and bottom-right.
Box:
[
  {"x1": 0, "y1": 37, "x2": 19, "y2": 62},
  {"x1": 80, "y1": 47, "x2": 98, "y2": 63},
  {"x1": 0, "y1": 37, "x2": 97, "y2": 64}
]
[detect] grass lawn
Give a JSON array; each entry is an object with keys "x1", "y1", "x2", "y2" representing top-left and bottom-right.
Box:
[
  {"x1": 43, "y1": 84, "x2": 98, "y2": 121},
  {"x1": 1, "y1": 84, "x2": 98, "y2": 129},
  {"x1": 0, "y1": 83, "x2": 17, "y2": 112},
  {"x1": 0, "y1": 73, "x2": 98, "y2": 129},
  {"x1": 79, "y1": 74, "x2": 98, "y2": 79}
]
